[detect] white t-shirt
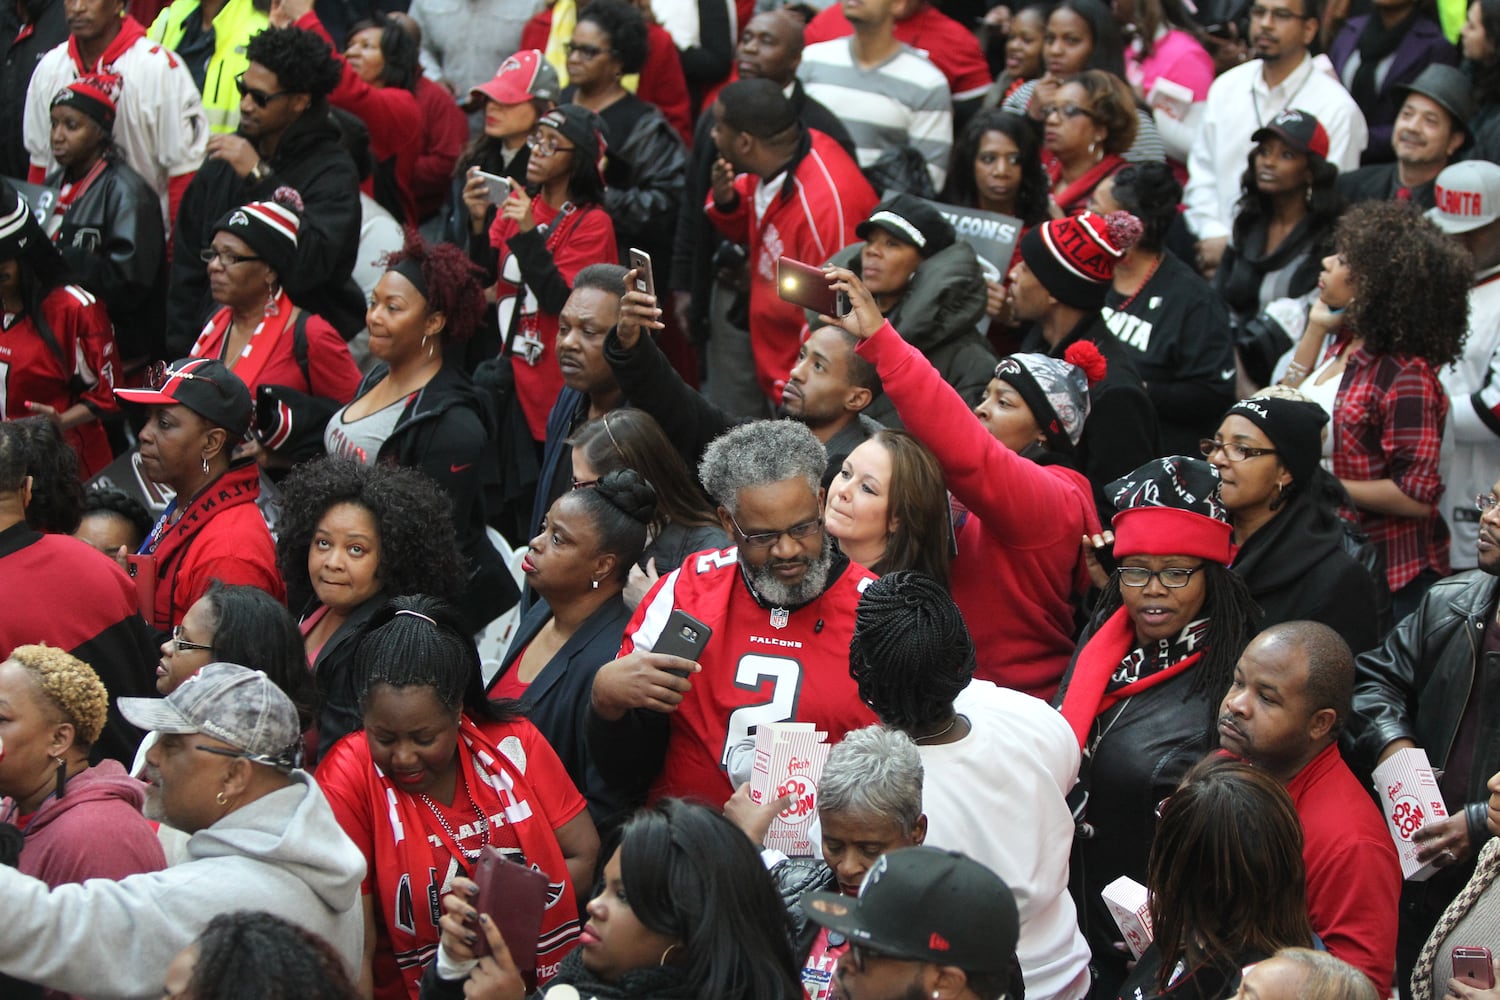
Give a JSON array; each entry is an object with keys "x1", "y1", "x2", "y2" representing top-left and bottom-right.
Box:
[{"x1": 918, "y1": 681, "x2": 1091, "y2": 1000}]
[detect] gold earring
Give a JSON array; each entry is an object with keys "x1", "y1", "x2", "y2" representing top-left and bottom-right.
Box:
[
  {"x1": 215, "y1": 791, "x2": 229, "y2": 806},
  {"x1": 658, "y1": 943, "x2": 681, "y2": 967}
]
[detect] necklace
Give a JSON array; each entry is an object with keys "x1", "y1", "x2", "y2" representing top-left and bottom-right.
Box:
[
  {"x1": 418, "y1": 774, "x2": 491, "y2": 863},
  {"x1": 1113, "y1": 253, "x2": 1163, "y2": 311},
  {"x1": 912, "y1": 715, "x2": 963, "y2": 745}
]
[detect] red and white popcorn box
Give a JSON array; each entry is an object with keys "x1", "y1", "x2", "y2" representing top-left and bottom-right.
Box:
[
  {"x1": 1373, "y1": 747, "x2": 1451, "y2": 881},
  {"x1": 1101, "y1": 876, "x2": 1153, "y2": 960},
  {"x1": 748, "y1": 722, "x2": 830, "y2": 858}
]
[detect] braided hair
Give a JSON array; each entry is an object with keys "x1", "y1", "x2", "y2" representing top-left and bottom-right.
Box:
[
  {"x1": 848, "y1": 572, "x2": 976, "y2": 732},
  {"x1": 1088, "y1": 562, "x2": 1260, "y2": 731},
  {"x1": 187, "y1": 911, "x2": 361, "y2": 1000}
]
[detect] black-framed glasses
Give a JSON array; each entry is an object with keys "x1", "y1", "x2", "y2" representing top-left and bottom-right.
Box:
[
  {"x1": 565, "y1": 41, "x2": 613, "y2": 59},
  {"x1": 171, "y1": 625, "x2": 214, "y2": 654},
  {"x1": 1041, "y1": 102, "x2": 1095, "y2": 120},
  {"x1": 526, "y1": 129, "x2": 577, "y2": 157},
  {"x1": 234, "y1": 74, "x2": 292, "y2": 107},
  {"x1": 727, "y1": 511, "x2": 822, "y2": 551},
  {"x1": 1477, "y1": 493, "x2": 1500, "y2": 513},
  {"x1": 1117, "y1": 565, "x2": 1205, "y2": 589},
  {"x1": 1199, "y1": 439, "x2": 1279, "y2": 463},
  {"x1": 146, "y1": 362, "x2": 220, "y2": 391},
  {"x1": 199, "y1": 247, "x2": 263, "y2": 267}
]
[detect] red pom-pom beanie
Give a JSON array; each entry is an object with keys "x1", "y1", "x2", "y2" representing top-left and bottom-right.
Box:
[{"x1": 1018, "y1": 209, "x2": 1142, "y2": 310}]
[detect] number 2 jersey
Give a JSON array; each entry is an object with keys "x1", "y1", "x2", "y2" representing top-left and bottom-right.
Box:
[{"x1": 617, "y1": 547, "x2": 879, "y2": 806}]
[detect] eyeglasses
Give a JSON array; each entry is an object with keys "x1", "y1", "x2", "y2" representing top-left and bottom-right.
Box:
[
  {"x1": 199, "y1": 247, "x2": 263, "y2": 267},
  {"x1": 234, "y1": 74, "x2": 292, "y2": 108},
  {"x1": 146, "y1": 362, "x2": 220, "y2": 391},
  {"x1": 1118, "y1": 565, "x2": 1205, "y2": 589},
  {"x1": 565, "y1": 41, "x2": 613, "y2": 59},
  {"x1": 170, "y1": 625, "x2": 214, "y2": 654},
  {"x1": 526, "y1": 129, "x2": 577, "y2": 157},
  {"x1": 727, "y1": 511, "x2": 823, "y2": 551},
  {"x1": 1199, "y1": 439, "x2": 1279, "y2": 463},
  {"x1": 1041, "y1": 102, "x2": 1095, "y2": 120},
  {"x1": 1477, "y1": 493, "x2": 1500, "y2": 513},
  {"x1": 1249, "y1": 4, "x2": 1312, "y2": 21}
]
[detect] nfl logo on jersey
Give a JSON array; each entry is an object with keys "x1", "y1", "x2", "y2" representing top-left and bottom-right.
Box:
[{"x1": 770, "y1": 607, "x2": 790, "y2": 629}]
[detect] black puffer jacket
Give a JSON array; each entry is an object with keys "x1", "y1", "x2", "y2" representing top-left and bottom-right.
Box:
[
  {"x1": 1350, "y1": 571, "x2": 1500, "y2": 817},
  {"x1": 771, "y1": 856, "x2": 837, "y2": 963},
  {"x1": 812, "y1": 239, "x2": 995, "y2": 422},
  {"x1": 168, "y1": 103, "x2": 364, "y2": 353}
]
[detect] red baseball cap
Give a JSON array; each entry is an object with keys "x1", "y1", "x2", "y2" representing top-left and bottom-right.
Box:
[{"x1": 471, "y1": 50, "x2": 560, "y2": 107}]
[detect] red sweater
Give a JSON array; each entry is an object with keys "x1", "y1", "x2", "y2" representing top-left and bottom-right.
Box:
[
  {"x1": 705, "y1": 129, "x2": 875, "y2": 402},
  {"x1": 1287, "y1": 742, "x2": 1401, "y2": 995},
  {"x1": 858, "y1": 320, "x2": 1100, "y2": 699},
  {"x1": 803, "y1": 1, "x2": 992, "y2": 101},
  {"x1": 13, "y1": 760, "x2": 166, "y2": 888}
]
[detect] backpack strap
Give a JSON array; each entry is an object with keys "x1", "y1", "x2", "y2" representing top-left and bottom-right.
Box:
[{"x1": 291, "y1": 308, "x2": 311, "y2": 388}]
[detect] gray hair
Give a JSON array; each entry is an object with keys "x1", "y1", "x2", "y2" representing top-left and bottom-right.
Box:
[
  {"x1": 819, "y1": 726, "x2": 924, "y2": 836},
  {"x1": 699, "y1": 420, "x2": 826, "y2": 514}
]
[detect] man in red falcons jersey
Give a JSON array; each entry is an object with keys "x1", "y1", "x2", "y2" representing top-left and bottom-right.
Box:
[{"x1": 586, "y1": 418, "x2": 877, "y2": 808}]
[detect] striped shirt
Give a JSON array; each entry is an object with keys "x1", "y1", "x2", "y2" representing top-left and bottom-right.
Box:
[{"x1": 797, "y1": 38, "x2": 953, "y2": 190}]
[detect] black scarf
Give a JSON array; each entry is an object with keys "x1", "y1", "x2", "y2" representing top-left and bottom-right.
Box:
[{"x1": 1351, "y1": 8, "x2": 1419, "y2": 110}]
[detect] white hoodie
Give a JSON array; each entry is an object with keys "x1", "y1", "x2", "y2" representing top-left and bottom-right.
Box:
[{"x1": 0, "y1": 771, "x2": 365, "y2": 1000}]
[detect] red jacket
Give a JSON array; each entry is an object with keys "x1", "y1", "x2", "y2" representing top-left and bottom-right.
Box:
[
  {"x1": 705, "y1": 129, "x2": 875, "y2": 402},
  {"x1": 413, "y1": 77, "x2": 469, "y2": 221},
  {"x1": 859, "y1": 320, "x2": 1100, "y2": 699},
  {"x1": 803, "y1": 1, "x2": 992, "y2": 101},
  {"x1": 139, "y1": 459, "x2": 285, "y2": 629}
]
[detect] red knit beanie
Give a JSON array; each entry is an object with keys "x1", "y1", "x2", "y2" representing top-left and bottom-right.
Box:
[{"x1": 1018, "y1": 210, "x2": 1142, "y2": 310}]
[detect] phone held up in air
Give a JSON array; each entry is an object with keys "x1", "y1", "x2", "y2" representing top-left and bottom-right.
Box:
[
  {"x1": 470, "y1": 847, "x2": 549, "y2": 988},
  {"x1": 776, "y1": 256, "x2": 850, "y2": 318},
  {"x1": 627, "y1": 247, "x2": 655, "y2": 301},
  {"x1": 1453, "y1": 947, "x2": 1495, "y2": 989},
  {"x1": 652, "y1": 609, "x2": 713, "y2": 678}
]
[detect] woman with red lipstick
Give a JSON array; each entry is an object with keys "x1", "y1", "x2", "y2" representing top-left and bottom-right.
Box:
[
  {"x1": 426, "y1": 799, "x2": 799, "y2": 1000},
  {"x1": 274, "y1": 456, "x2": 468, "y2": 762},
  {"x1": 486, "y1": 469, "x2": 656, "y2": 827},
  {"x1": 1054, "y1": 454, "x2": 1259, "y2": 997},
  {"x1": 318, "y1": 595, "x2": 600, "y2": 1000}
]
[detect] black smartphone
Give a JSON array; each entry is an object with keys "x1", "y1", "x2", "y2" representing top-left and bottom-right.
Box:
[
  {"x1": 628, "y1": 247, "x2": 655, "y2": 300},
  {"x1": 776, "y1": 256, "x2": 849, "y2": 317},
  {"x1": 652, "y1": 609, "x2": 712, "y2": 677}
]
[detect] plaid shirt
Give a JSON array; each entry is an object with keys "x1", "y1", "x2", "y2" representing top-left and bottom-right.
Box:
[{"x1": 1332, "y1": 346, "x2": 1450, "y2": 590}]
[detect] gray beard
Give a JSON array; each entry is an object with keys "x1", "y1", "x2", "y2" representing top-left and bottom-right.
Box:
[{"x1": 745, "y1": 536, "x2": 835, "y2": 606}]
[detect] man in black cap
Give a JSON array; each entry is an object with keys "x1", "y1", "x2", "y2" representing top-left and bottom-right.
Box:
[
  {"x1": 1338, "y1": 64, "x2": 1473, "y2": 211},
  {"x1": 802, "y1": 846, "x2": 1023, "y2": 1000}
]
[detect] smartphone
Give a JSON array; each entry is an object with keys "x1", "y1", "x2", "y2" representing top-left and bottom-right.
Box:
[
  {"x1": 473, "y1": 169, "x2": 515, "y2": 206},
  {"x1": 628, "y1": 247, "x2": 655, "y2": 300},
  {"x1": 125, "y1": 553, "x2": 157, "y2": 628},
  {"x1": 470, "y1": 847, "x2": 549, "y2": 984},
  {"x1": 1454, "y1": 947, "x2": 1495, "y2": 988},
  {"x1": 652, "y1": 609, "x2": 712, "y2": 677},
  {"x1": 776, "y1": 256, "x2": 850, "y2": 318}
]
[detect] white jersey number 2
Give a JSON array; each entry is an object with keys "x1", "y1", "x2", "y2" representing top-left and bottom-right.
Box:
[{"x1": 720, "y1": 654, "x2": 804, "y2": 765}]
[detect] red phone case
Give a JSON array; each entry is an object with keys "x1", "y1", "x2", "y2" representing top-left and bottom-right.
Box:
[{"x1": 469, "y1": 848, "x2": 549, "y2": 983}]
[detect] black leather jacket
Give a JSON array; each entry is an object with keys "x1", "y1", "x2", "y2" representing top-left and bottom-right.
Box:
[
  {"x1": 1350, "y1": 570, "x2": 1500, "y2": 845},
  {"x1": 771, "y1": 856, "x2": 837, "y2": 962}
]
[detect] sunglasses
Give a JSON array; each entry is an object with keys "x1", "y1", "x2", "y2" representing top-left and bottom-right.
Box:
[
  {"x1": 146, "y1": 362, "x2": 220, "y2": 391},
  {"x1": 235, "y1": 74, "x2": 292, "y2": 108}
]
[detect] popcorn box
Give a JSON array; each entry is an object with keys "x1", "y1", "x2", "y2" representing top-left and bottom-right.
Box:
[
  {"x1": 1101, "y1": 876, "x2": 1153, "y2": 960},
  {"x1": 1372, "y1": 747, "x2": 1451, "y2": 881},
  {"x1": 748, "y1": 722, "x2": 830, "y2": 857}
]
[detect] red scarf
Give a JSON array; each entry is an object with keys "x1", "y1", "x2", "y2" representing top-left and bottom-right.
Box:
[
  {"x1": 1057, "y1": 607, "x2": 1204, "y2": 748},
  {"x1": 363, "y1": 716, "x2": 579, "y2": 999},
  {"x1": 191, "y1": 289, "x2": 297, "y2": 395},
  {"x1": 66, "y1": 15, "x2": 147, "y2": 74},
  {"x1": 1047, "y1": 154, "x2": 1126, "y2": 216}
]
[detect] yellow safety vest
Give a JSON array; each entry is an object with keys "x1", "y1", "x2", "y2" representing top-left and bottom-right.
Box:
[{"x1": 149, "y1": 0, "x2": 269, "y2": 134}]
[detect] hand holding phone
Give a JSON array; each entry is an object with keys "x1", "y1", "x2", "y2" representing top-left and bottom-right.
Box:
[
  {"x1": 652, "y1": 609, "x2": 712, "y2": 678},
  {"x1": 470, "y1": 848, "x2": 548, "y2": 986},
  {"x1": 776, "y1": 256, "x2": 849, "y2": 318},
  {"x1": 628, "y1": 248, "x2": 656, "y2": 301},
  {"x1": 1453, "y1": 947, "x2": 1496, "y2": 989},
  {"x1": 472, "y1": 169, "x2": 513, "y2": 206}
]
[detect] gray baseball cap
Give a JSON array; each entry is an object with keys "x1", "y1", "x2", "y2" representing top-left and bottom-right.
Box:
[
  {"x1": 1427, "y1": 160, "x2": 1500, "y2": 234},
  {"x1": 120, "y1": 662, "x2": 301, "y2": 771}
]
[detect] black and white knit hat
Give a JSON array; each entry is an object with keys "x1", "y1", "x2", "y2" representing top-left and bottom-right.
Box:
[{"x1": 992, "y1": 340, "x2": 1107, "y2": 451}]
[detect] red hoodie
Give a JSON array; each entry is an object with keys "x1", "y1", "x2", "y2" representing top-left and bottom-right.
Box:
[{"x1": 9, "y1": 759, "x2": 166, "y2": 888}]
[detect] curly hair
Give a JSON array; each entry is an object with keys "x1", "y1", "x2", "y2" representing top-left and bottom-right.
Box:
[
  {"x1": 699, "y1": 420, "x2": 826, "y2": 515},
  {"x1": 14, "y1": 416, "x2": 83, "y2": 534},
  {"x1": 378, "y1": 229, "x2": 487, "y2": 342},
  {"x1": 942, "y1": 109, "x2": 1050, "y2": 226},
  {"x1": 1335, "y1": 201, "x2": 1472, "y2": 368},
  {"x1": 346, "y1": 15, "x2": 419, "y2": 91},
  {"x1": 1066, "y1": 69, "x2": 1138, "y2": 156},
  {"x1": 577, "y1": 0, "x2": 650, "y2": 74},
  {"x1": 187, "y1": 911, "x2": 361, "y2": 1000},
  {"x1": 80, "y1": 487, "x2": 154, "y2": 550},
  {"x1": 7, "y1": 644, "x2": 109, "y2": 749},
  {"x1": 1109, "y1": 162, "x2": 1181, "y2": 254},
  {"x1": 245, "y1": 26, "x2": 343, "y2": 100},
  {"x1": 274, "y1": 457, "x2": 466, "y2": 614}
]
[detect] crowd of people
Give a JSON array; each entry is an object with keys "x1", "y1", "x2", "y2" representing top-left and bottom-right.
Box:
[{"x1": 6, "y1": 0, "x2": 1500, "y2": 996}]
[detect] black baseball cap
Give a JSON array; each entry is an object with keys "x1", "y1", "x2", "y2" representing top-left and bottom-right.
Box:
[
  {"x1": 802, "y1": 847, "x2": 1019, "y2": 972},
  {"x1": 116, "y1": 357, "x2": 253, "y2": 438},
  {"x1": 855, "y1": 194, "x2": 956, "y2": 258}
]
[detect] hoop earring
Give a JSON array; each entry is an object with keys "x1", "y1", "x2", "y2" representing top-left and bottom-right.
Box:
[
  {"x1": 216, "y1": 791, "x2": 229, "y2": 806},
  {"x1": 659, "y1": 943, "x2": 681, "y2": 967},
  {"x1": 424, "y1": 335, "x2": 436, "y2": 361}
]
